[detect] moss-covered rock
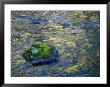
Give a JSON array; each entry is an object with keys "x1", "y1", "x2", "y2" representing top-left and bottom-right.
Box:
[
  {"x1": 22, "y1": 43, "x2": 59, "y2": 65},
  {"x1": 23, "y1": 43, "x2": 54, "y2": 61}
]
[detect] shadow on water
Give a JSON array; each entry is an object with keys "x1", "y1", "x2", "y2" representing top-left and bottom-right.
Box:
[
  {"x1": 11, "y1": 48, "x2": 60, "y2": 76},
  {"x1": 32, "y1": 59, "x2": 58, "y2": 66}
]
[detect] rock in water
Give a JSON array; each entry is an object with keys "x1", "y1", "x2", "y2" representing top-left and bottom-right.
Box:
[{"x1": 22, "y1": 43, "x2": 59, "y2": 66}]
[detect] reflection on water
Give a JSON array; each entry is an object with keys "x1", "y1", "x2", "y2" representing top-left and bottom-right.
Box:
[{"x1": 11, "y1": 11, "x2": 100, "y2": 77}]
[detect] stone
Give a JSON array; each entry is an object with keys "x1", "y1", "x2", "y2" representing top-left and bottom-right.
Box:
[{"x1": 22, "y1": 43, "x2": 59, "y2": 65}]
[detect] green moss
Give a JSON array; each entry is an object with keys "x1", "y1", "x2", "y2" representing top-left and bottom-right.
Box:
[{"x1": 23, "y1": 43, "x2": 54, "y2": 61}]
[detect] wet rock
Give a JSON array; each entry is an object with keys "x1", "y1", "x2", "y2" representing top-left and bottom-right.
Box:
[
  {"x1": 22, "y1": 43, "x2": 59, "y2": 66},
  {"x1": 11, "y1": 11, "x2": 100, "y2": 77}
]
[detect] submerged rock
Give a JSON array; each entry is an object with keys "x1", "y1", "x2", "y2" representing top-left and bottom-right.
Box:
[{"x1": 22, "y1": 43, "x2": 59, "y2": 66}]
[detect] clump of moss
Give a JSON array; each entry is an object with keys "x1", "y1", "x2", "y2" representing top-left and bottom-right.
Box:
[{"x1": 23, "y1": 43, "x2": 54, "y2": 61}]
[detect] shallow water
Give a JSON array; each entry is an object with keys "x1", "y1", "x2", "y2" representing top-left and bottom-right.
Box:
[{"x1": 11, "y1": 11, "x2": 100, "y2": 77}]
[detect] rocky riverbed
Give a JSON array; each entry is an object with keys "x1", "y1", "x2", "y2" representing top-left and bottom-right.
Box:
[{"x1": 11, "y1": 11, "x2": 100, "y2": 77}]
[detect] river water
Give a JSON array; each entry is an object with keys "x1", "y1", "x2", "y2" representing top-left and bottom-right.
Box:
[{"x1": 11, "y1": 11, "x2": 100, "y2": 77}]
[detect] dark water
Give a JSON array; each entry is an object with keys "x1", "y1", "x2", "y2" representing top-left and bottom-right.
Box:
[{"x1": 11, "y1": 11, "x2": 100, "y2": 77}]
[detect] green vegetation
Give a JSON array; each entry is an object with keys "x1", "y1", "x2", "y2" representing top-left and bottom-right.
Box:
[
  {"x1": 23, "y1": 43, "x2": 54, "y2": 61},
  {"x1": 11, "y1": 11, "x2": 100, "y2": 77}
]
